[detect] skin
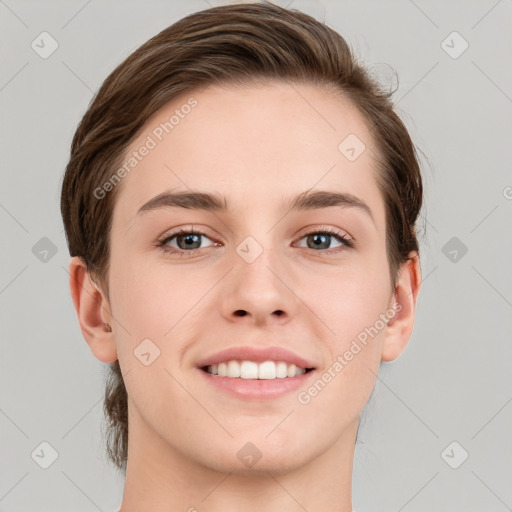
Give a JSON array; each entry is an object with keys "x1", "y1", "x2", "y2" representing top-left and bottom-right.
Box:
[{"x1": 69, "y1": 81, "x2": 421, "y2": 512}]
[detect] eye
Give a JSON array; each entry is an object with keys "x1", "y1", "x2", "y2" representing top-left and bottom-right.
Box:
[
  {"x1": 295, "y1": 227, "x2": 354, "y2": 254},
  {"x1": 157, "y1": 227, "x2": 217, "y2": 256},
  {"x1": 156, "y1": 226, "x2": 354, "y2": 257}
]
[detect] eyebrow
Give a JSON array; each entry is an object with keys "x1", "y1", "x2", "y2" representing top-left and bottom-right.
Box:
[{"x1": 137, "y1": 189, "x2": 375, "y2": 225}]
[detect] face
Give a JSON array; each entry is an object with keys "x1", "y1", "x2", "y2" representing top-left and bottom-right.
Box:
[{"x1": 107, "y1": 81, "x2": 396, "y2": 474}]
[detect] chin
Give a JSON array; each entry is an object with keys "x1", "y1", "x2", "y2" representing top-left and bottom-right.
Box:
[{"x1": 200, "y1": 442, "x2": 313, "y2": 476}]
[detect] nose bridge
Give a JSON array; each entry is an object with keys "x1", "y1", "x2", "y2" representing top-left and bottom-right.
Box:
[
  {"x1": 237, "y1": 231, "x2": 282, "y2": 297},
  {"x1": 232, "y1": 209, "x2": 280, "y2": 273},
  {"x1": 220, "y1": 228, "x2": 297, "y2": 324}
]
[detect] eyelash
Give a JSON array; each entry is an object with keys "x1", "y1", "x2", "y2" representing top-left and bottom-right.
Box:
[{"x1": 156, "y1": 226, "x2": 354, "y2": 257}]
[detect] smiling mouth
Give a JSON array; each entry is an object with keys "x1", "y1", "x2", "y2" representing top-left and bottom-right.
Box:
[{"x1": 200, "y1": 360, "x2": 315, "y2": 380}]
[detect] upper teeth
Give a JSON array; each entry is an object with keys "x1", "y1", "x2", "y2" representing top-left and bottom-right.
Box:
[{"x1": 206, "y1": 360, "x2": 307, "y2": 379}]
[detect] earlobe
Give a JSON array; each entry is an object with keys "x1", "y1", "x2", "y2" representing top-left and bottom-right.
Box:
[
  {"x1": 381, "y1": 252, "x2": 422, "y2": 362},
  {"x1": 68, "y1": 256, "x2": 118, "y2": 363}
]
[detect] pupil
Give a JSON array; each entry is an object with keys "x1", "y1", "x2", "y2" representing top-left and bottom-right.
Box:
[
  {"x1": 310, "y1": 234, "x2": 329, "y2": 249},
  {"x1": 181, "y1": 234, "x2": 200, "y2": 249}
]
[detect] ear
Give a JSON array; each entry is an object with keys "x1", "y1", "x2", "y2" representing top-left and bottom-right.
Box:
[
  {"x1": 381, "y1": 251, "x2": 422, "y2": 362},
  {"x1": 68, "y1": 256, "x2": 118, "y2": 363}
]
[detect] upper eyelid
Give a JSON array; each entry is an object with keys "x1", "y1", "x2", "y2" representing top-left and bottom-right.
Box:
[
  {"x1": 159, "y1": 226, "x2": 216, "y2": 242},
  {"x1": 296, "y1": 225, "x2": 352, "y2": 240}
]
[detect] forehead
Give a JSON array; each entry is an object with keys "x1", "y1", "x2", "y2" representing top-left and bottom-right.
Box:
[{"x1": 112, "y1": 81, "x2": 385, "y2": 228}]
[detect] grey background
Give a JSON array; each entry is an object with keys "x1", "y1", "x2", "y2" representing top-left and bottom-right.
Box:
[{"x1": 1, "y1": 0, "x2": 511, "y2": 510}]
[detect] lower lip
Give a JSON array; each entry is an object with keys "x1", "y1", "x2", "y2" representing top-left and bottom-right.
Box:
[{"x1": 196, "y1": 367, "x2": 316, "y2": 400}]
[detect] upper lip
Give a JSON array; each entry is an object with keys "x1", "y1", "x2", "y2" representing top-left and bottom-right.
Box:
[{"x1": 195, "y1": 346, "x2": 317, "y2": 370}]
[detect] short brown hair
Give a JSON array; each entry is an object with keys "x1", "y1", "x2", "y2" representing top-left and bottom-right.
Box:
[{"x1": 61, "y1": 1, "x2": 424, "y2": 473}]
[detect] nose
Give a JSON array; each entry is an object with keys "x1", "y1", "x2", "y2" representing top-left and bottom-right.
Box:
[{"x1": 219, "y1": 242, "x2": 300, "y2": 327}]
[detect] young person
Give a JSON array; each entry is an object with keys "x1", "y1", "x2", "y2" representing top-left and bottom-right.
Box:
[{"x1": 61, "y1": 3, "x2": 423, "y2": 510}]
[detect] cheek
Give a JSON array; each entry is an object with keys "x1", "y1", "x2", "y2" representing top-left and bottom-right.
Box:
[
  {"x1": 299, "y1": 278, "x2": 388, "y2": 427},
  {"x1": 312, "y1": 264, "x2": 390, "y2": 394},
  {"x1": 312, "y1": 262, "x2": 391, "y2": 338},
  {"x1": 108, "y1": 258, "x2": 182, "y2": 351}
]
